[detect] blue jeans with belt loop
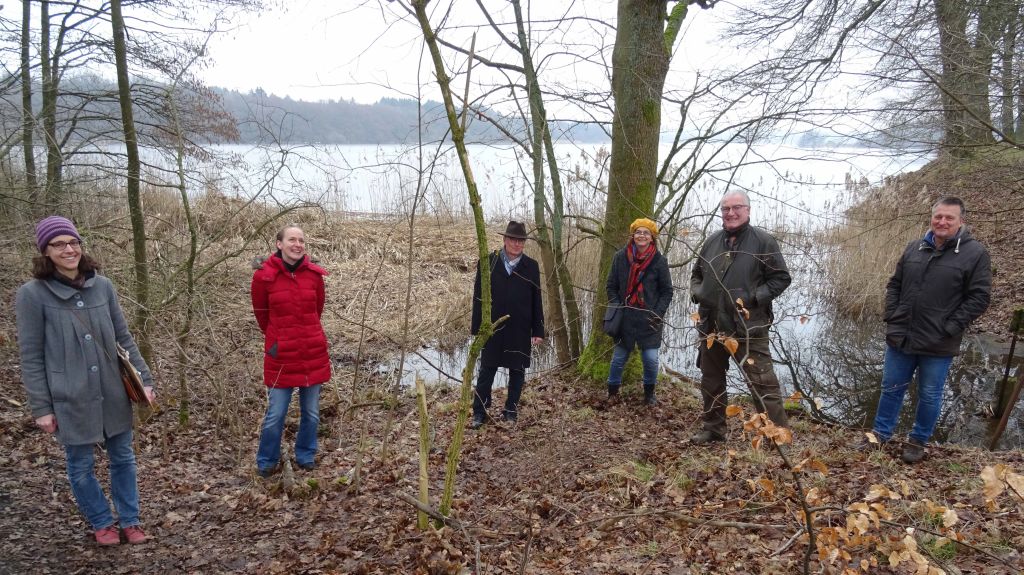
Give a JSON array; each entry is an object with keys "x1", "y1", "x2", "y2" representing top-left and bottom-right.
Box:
[
  {"x1": 256, "y1": 384, "x2": 322, "y2": 471},
  {"x1": 65, "y1": 429, "x2": 140, "y2": 530},
  {"x1": 872, "y1": 345, "x2": 955, "y2": 443}
]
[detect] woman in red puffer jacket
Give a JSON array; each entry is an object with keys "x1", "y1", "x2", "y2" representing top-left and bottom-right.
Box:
[{"x1": 251, "y1": 225, "x2": 331, "y2": 477}]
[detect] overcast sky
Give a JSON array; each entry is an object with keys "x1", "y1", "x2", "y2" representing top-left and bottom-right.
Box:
[{"x1": 199, "y1": 1, "x2": 724, "y2": 105}]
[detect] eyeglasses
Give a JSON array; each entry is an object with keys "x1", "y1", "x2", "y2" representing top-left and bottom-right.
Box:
[
  {"x1": 48, "y1": 239, "x2": 83, "y2": 250},
  {"x1": 720, "y1": 205, "x2": 749, "y2": 214},
  {"x1": 506, "y1": 237, "x2": 526, "y2": 244},
  {"x1": 633, "y1": 230, "x2": 652, "y2": 237}
]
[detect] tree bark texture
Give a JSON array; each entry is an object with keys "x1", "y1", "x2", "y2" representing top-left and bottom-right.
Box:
[
  {"x1": 934, "y1": 0, "x2": 1000, "y2": 154},
  {"x1": 40, "y1": 0, "x2": 62, "y2": 205},
  {"x1": 512, "y1": 0, "x2": 571, "y2": 364},
  {"x1": 580, "y1": 0, "x2": 673, "y2": 378},
  {"x1": 21, "y1": 0, "x2": 39, "y2": 203}
]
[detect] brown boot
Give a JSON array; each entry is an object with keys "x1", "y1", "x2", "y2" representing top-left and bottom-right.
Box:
[{"x1": 901, "y1": 438, "x2": 926, "y2": 464}]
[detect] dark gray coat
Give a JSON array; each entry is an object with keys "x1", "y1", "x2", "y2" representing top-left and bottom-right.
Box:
[
  {"x1": 606, "y1": 247, "x2": 674, "y2": 350},
  {"x1": 690, "y1": 224, "x2": 791, "y2": 339},
  {"x1": 15, "y1": 274, "x2": 153, "y2": 446},
  {"x1": 471, "y1": 251, "x2": 545, "y2": 370},
  {"x1": 884, "y1": 229, "x2": 991, "y2": 356}
]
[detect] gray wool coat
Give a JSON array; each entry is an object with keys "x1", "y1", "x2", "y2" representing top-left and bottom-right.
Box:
[{"x1": 15, "y1": 274, "x2": 153, "y2": 446}]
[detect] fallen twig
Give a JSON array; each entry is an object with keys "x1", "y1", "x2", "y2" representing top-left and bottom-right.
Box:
[
  {"x1": 587, "y1": 508, "x2": 785, "y2": 531},
  {"x1": 772, "y1": 527, "x2": 805, "y2": 557}
]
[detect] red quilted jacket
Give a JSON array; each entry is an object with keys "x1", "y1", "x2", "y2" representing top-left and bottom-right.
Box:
[{"x1": 251, "y1": 254, "x2": 331, "y2": 388}]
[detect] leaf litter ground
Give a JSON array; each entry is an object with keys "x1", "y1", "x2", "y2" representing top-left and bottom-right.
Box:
[{"x1": 1, "y1": 370, "x2": 1022, "y2": 574}]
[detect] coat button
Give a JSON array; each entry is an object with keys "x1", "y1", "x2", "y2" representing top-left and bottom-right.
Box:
[
  {"x1": 84, "y1": 334, "x2": 93, "y2": 341},
  {"x1": 76, "y1": 301, "x2": 85, "y2": 307},
  {"x1": 90, "y1": 365, "x2": 98, "y2": 372},
  {"x1": 73, "y1": 294, "x2": 81, "y2": 299}
]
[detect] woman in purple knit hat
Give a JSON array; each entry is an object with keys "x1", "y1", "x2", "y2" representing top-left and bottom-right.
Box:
[{"x1": 14, "y1": 216, "x2": 156, "y2": 546}]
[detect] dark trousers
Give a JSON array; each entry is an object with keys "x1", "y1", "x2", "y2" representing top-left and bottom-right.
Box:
[
  {"x1": 698, "y1": 335, "x2": 788, "y2": 435},
  {"x1": 472, "y1": 364, "x2": 525, "y2": 419}
]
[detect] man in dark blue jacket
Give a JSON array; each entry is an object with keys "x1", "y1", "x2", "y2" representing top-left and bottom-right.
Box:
[
  {"x1": 866, "y1": 196, "x2": 991, "y2": 463},
  {"x1": 469, "y1": 221, "x2": 545, "y2": 428}
]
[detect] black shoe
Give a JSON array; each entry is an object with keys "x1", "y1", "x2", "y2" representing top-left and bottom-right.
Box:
[
  {"x1": 499, "y1": 411, "x2": 518, "y2": 424},
  {"x1": 257, "y1": 467, "x2": 275, "y2": 478},
  {"x1": 296, "y1": 461, "x2": 315, "y2": 471},
  {"x1": 690, "y1": 430, "x2": 726, "y2": 444},
  {"x1": 469, "y1": 416, "x2": 486, "y2": 430},
  {"x1": 901, "y1": 438, "x2": 926, "y2": 464},
  {"x1": 854, "y1": 432, "x2": 888, "y2": 452},
  {"x1": 607, "y1": 385, "x2": 620, "y2": 399},
  {"x1": 643, "y1": 385, "x2": 656, "y2": 406}
]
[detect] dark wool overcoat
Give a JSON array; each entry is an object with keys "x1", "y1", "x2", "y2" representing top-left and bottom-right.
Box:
[
  {"x1": 689, "y1": 224, "x2": 791, "y2": 339},
  {"x1": 884, "y1": 229, "x2": 991, "y2": 357},
  {"x1": 15, "y1": 274, "x2": 154, "y2": 446},
  {"x1": 606, "y1": 247, "x2": 674, "y2": 350},
  {"x1": 471, "y1": 251, "x2": 545, "y2": 370},
  {"x1": 251, "y1": 254, "x2": 332, "y2": 387}
]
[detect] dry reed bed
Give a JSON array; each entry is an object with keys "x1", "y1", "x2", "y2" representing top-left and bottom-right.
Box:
[{"x1": 822, "y1": 152, "x2": 1023, "y2": 334}]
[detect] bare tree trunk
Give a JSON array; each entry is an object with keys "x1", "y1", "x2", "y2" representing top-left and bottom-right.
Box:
[
  {"x1": 412, "y1": 0, "x2": 496, "y2": 520},
  {"x1": 964, "y1": 0, "x2": 1001, "y2": 145},
  {"x1": 579, "y1": 0, "x2": 684, "y2": 378},
  {"x1": 166, "y1": 84, "x2": 196, "y2": 427},
  {"x1": 542, "y1": 125, "x2": 582, "y2": 360},
  {"x1": 110, "y1": 0, "x2": 151, "y2": 363},
  {"x1": 39, "y1": 0, "x2": 62, "y2": 206},
  {"x1": 999, "y1": 13, "x2": 1017, "y2": 136},
  {"x1": 21, "y1": 0, "x2": 39, "y2": 205},
  {"x1": 510, "y1": 0, "x2": 571, "y2": 364}
]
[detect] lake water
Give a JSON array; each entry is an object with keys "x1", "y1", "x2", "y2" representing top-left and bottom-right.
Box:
[{"x1": 201, "y1": 141, "x2": 1020, "y2": 450}]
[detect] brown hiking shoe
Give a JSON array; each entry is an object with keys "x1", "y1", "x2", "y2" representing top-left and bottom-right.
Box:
[{"x1": 901, "y1": 438, "x2": 926, "y2": 464}]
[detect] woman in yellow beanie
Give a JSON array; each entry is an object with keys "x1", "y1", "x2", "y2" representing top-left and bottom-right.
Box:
[{"x1": 604, "y1": 218, "x2": 674, "y2": 405}]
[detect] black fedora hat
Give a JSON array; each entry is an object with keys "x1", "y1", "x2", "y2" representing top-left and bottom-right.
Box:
[{"x1": 499, "y1": 220, "x2": 529, "y2": 239}]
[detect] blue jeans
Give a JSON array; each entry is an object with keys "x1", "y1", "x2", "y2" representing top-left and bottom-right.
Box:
[
  {"x1": 607, "y1": 344, "x2": 660, "y2": 389},
  {"x1": 872, "y1": 346, "x2": 954, "y2": 443},
  {"x1": 257, "y1": 385, "x2": 321, "y2": 471},
  {"x1": 65, "y1": 429, "x2": 139, "y2": 531}
]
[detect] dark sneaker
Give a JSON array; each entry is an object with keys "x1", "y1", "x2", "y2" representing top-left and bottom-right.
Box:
[
  {"x1": 854, "y1": 432, "x2": 888, "y2": 452},
  {"x1": 468, "y1": 416, "x2": 486, "y2": 430},
  {"x1": 95, "y1": 525, "x2": 120, "y2": 546},
  {"x1": 498, "y1": 411, "x2": 517, "y2": 424},
  {"x1": 690, "y1": 430, "x2": 726, "y2": 444},
  {"x1": 257, "y1": 466, "x2": 276, "y2": 478},
  {"x1": 643, "y1": 394, "x2": 657, "y2": 407},
  {"x1": 296, "y1": 461, "x2": 315, "y2": 471},
  {"x1": 122, "y1": 525, "x2": 147, "y2": 544},
  {"x1": 901, "y1": 438, "x2": 926, "y2": 464}
]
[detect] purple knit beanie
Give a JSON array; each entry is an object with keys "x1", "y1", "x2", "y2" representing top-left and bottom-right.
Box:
[{"x1": 35, "y1": 216, "x2": 81, "y2": 253}]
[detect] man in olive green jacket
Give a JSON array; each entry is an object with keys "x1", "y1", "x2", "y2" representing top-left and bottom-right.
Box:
[{"x1": 689, "y1": 191, "x2": 791, "y2": 444}]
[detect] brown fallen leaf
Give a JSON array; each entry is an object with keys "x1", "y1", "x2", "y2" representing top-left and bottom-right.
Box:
[{"x1": 723, "y1": 337, "x2": 739, "y2": 355}]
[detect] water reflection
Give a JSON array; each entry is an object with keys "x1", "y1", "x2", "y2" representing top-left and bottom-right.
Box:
[{"x1": 396, "y1": 278, "x2": 1021, "y2": 450}]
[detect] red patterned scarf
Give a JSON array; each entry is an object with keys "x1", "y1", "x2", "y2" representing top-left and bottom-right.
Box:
[{"x1": 625, "y1": 241, "x2": 656, "y2": 308}]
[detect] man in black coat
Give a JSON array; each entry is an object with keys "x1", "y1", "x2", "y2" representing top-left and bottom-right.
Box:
[
  {"x1": 470, "y1": 221, "x2": 545, "y2": 428},
  {"x1": 689, "y1": 191, "x2": 792, "y2": 444},
  {"x1": 865, "y1": 196, "x2": 991, "y2": 463}
]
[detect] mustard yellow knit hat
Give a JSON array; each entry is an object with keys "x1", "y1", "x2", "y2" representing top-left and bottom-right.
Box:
[{"x1": 629, "y1": 218, "x2": 658, "y2": 238}]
